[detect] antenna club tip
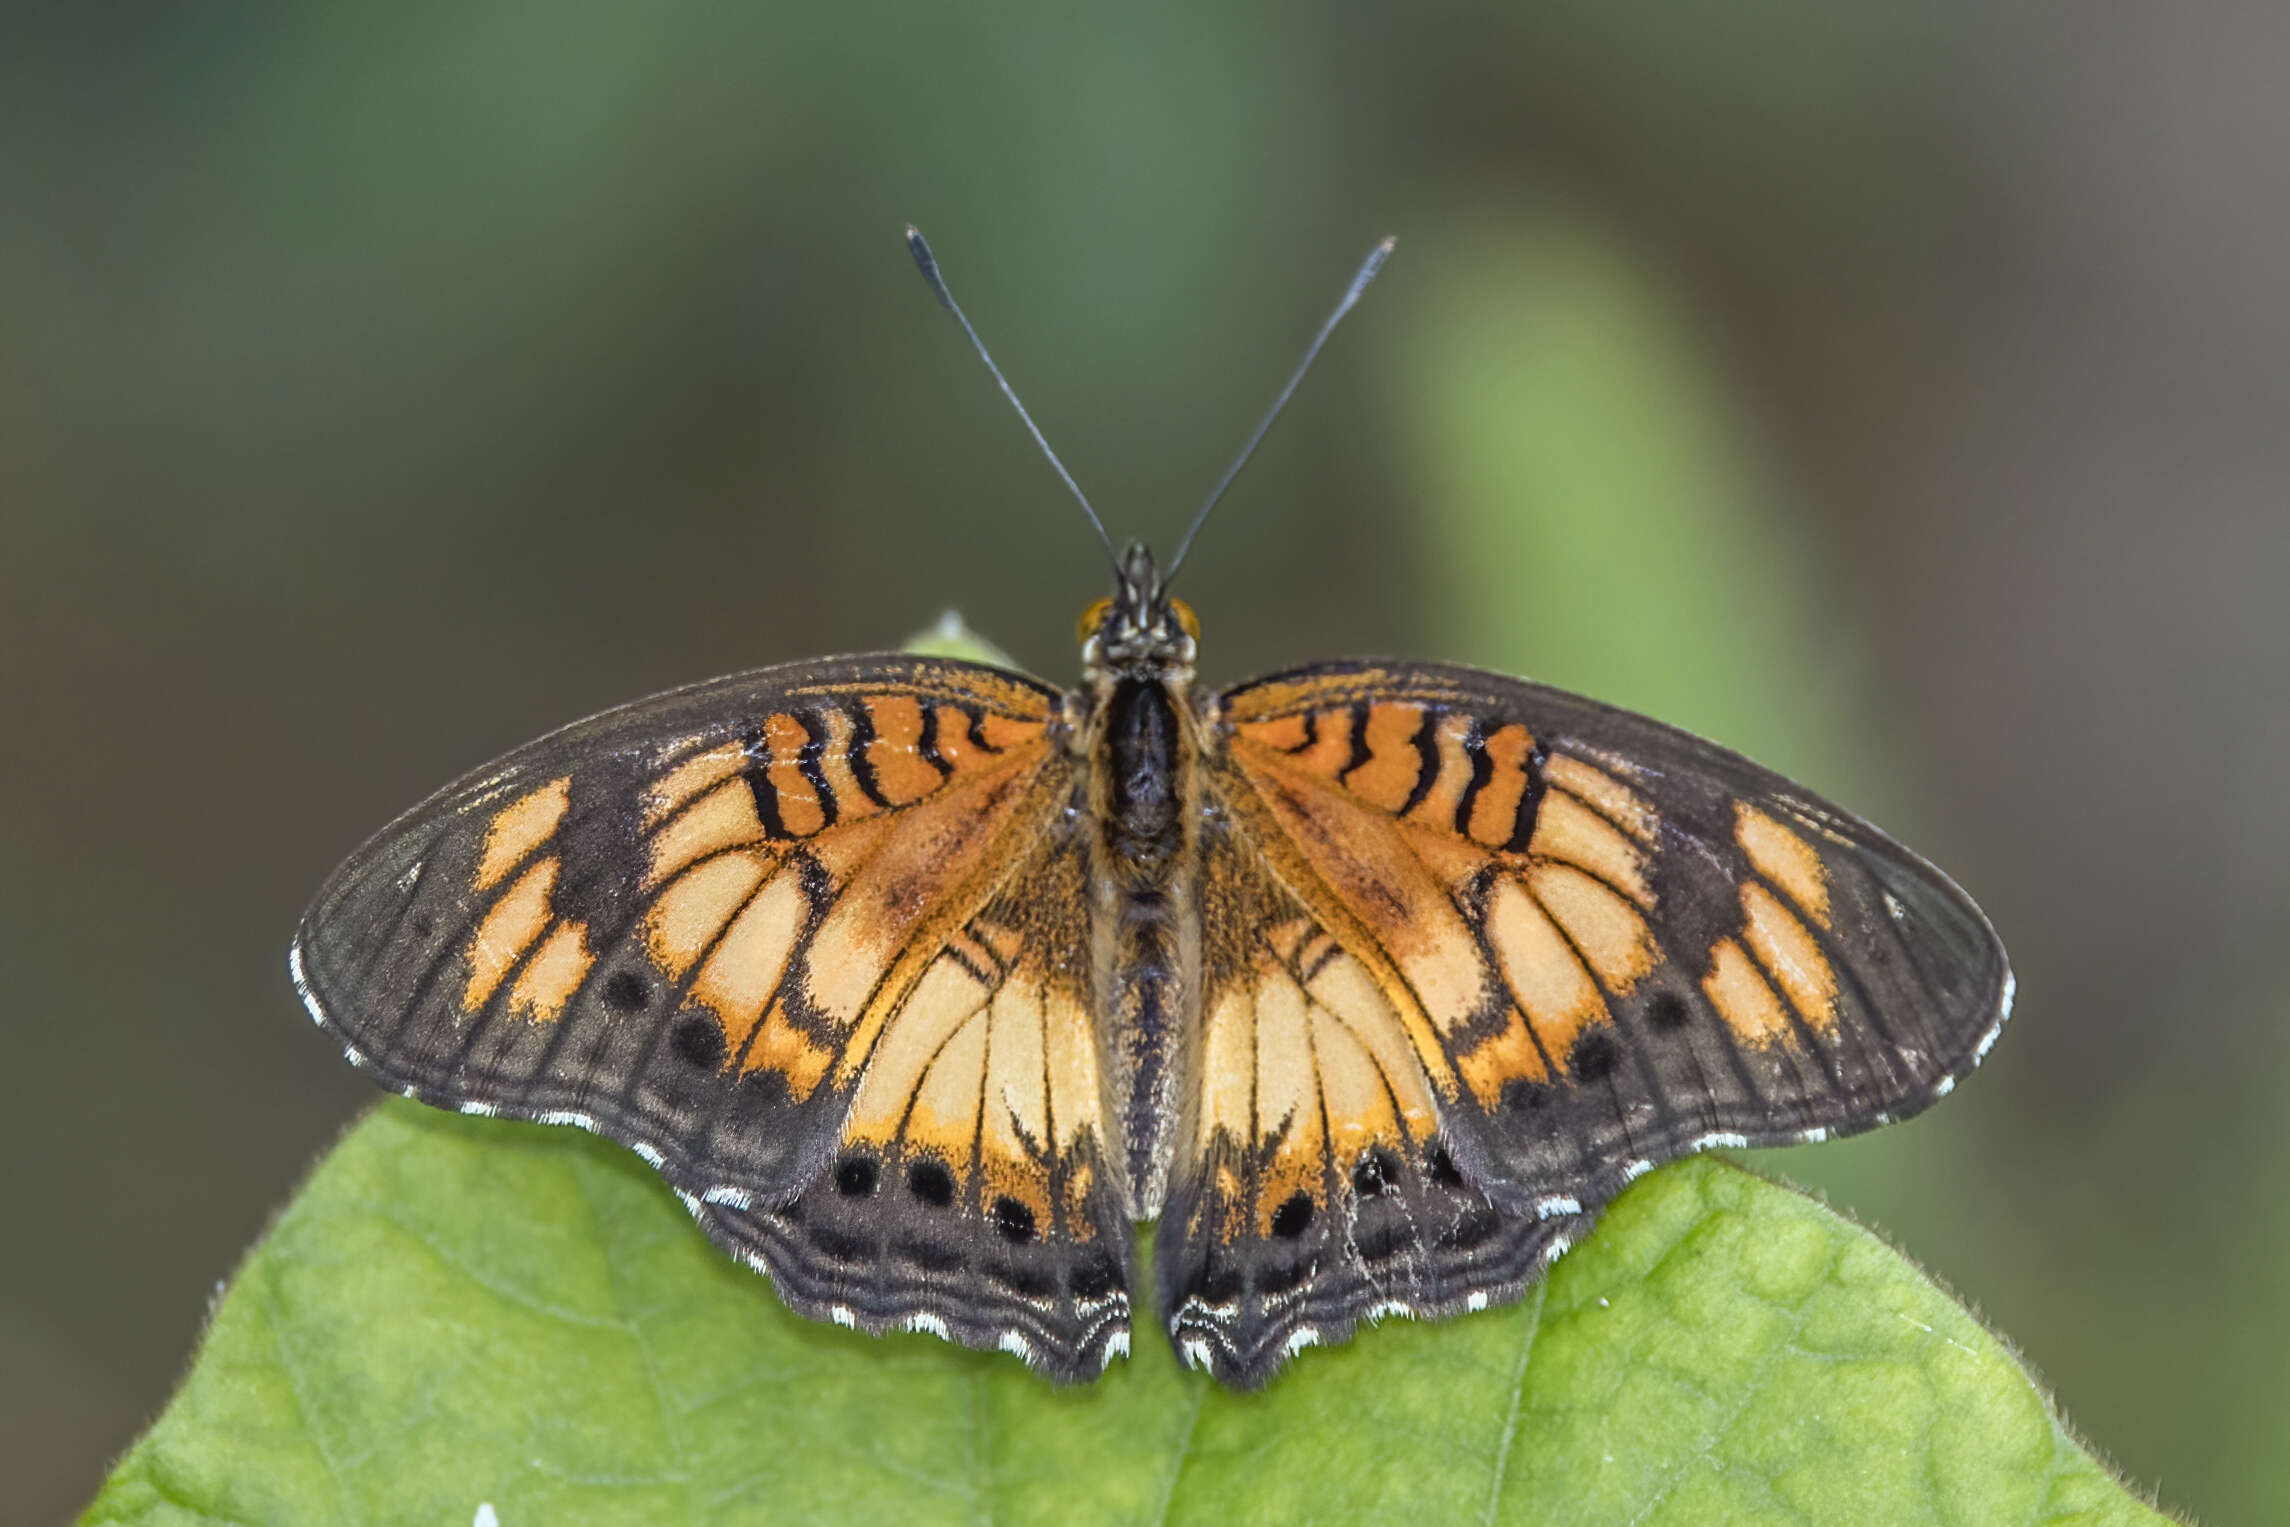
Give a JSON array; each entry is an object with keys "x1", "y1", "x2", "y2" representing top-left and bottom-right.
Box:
[{"x1": 905, "y1": 227, "x2": 956, "y2": 307}]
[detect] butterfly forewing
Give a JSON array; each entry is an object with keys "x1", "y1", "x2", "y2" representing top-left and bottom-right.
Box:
[
  {"x1": 293, "y1": 655, "x2": 1138, "y2": 1375},
  {"x1": 296, "y1": 633, "x2": 2008, "y2": 1387},
  {"x1": 1210, "y1": 661, "x2": 2011, "y2": 1222}
]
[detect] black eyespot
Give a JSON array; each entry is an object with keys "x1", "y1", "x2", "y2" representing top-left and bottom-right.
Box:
[
  {"x1": 834, "y1": 1155, "x2": 877, "y2": 1197},
  {"x1": 907, "y1": 1160, "x2": 955, "y2": 1208},
  {"x1": 1270, "y1": 1193, "x2": 1314, "y2": 1240},
  {"x1": 602, "y1": 970, "x2": 650, "y2": 1014},
  {"x1": 408, "y1": 913, "x2": 436, "y2": 940},
  {"x1": 1646, "y1": 991, "x2": 1692, "y2": 1031},
  {"x1": 1427, "y1": 1145, "x2": 1466, "y2": 1190},
  {"x1": 1351, "y1": 1148, "x2": 1399, "y2": 1198},
  {"x1": 991, "y1": 1196, "x2": 1037, "y2": 1244},
  {"x1": 670, "y1": 1015, "x2": 726, "y2": 1071},
  {"x1": 1071, "y1": 1255, "x2": 1122, "y2": 1300},
  {"x1": 1569, "y1": 1028, "x2": 1622, "y2": 1082}
]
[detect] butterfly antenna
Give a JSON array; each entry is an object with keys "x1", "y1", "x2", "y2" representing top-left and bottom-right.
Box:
[
  {"x1": 1164, "y1": 235, "x2": 1396, "y2": 587},
  {"x1": 906, "y1": 226, "x2": 1120, "y2": 571}
]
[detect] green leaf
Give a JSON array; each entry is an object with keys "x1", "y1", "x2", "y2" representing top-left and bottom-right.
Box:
[
  {"x1": 896, "y1": 611, "x2": 1020, "y2": 669},
  {"x1": 86, "y1": 1100, "x2": 2154, "y2": 1525},
  {"x1": 88, "y1": 221, "x2": 2161, "y2": 1521}
]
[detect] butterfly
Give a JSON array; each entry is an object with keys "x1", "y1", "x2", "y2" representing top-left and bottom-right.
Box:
[{"x1": 291, "y1": 231, "x2": 2011, "y2": 1387}]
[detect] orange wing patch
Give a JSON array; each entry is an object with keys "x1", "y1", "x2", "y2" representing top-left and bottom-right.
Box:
[
  {"x1": 477, "y1": 777, "x2": 570, "y2": 890},
  {"x1": 1234, "y1": 701, "x2": 1547, "y2": 852},
  {"x1": 1222, "y1": 703, "x2": 1672, "y2": 1112},
  {"x1": 460, "y1": 851, "x2": 597, "y2": 1022},
  {"x1": 1736, "y1": 882, "x2": 1839, "y2": 1035},
  {"x1": 635, "y1": 731, "x2": 1055, "y2": 1101},
  {"x1": 617, "y1": 677, "x2": 1064, "y2": 1100},
  {"x1": 1194, "y1": 909, "x2": 1440, "y2": 1241},
  {"x1": 507, "y1": 921, "x2": 594, "y2": 1021},
  {"x1": 833, "y1": 820, "x2": 1111, "y2": 1243},
  {"x1": 462, "y1": 783, "x2": 589, "y2": 1021},
  {"x1": 644, "y1": 694, "x2": 1050, "y2": 863},
  {"x1": 1735, "y1": 802, "x2": 1832, "y2": 928},
  {"x1": 1702, "y1": 937, "x2": 1793, "y2": 1045}
]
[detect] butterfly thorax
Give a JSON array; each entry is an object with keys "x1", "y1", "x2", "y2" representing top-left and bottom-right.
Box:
[{"x1": 1076, "y1": 543, "x2": 1205, "y2": 1219}]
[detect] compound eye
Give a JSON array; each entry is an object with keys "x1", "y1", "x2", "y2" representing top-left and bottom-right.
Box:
[
  {"x1": 1076, "y1": 596, "x2": 1115, "y2": 645},
  {"x1": 1168, "y1": 597, "x2": 1201, "y2": 643}
]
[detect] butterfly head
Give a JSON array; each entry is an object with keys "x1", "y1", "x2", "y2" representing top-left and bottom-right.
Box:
[{"x1": 1079, "y1": 541, "x2": 1198, "y2": 682}]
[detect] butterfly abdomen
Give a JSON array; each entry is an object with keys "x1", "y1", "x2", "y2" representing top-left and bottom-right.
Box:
[{"x1": 1086, "y1": 676, "x2": 1204, "y2": 1220}]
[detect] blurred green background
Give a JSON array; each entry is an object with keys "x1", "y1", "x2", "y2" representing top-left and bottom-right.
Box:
[{"x1": 4, "y1": 5, "x2": 2285, "y2": 1521}]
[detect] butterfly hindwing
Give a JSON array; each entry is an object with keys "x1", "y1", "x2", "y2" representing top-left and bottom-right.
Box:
[
  {"x1": 297, "y1": 628, "x2": 2006, "y2": 1386},
  {"x1": 696, "y1": 822, "x2": 1135, "y2": 1376},
  {"x1": 293, "y1": 654, "x2": 1135, "y2": 1373},
  {"x1": 1173, "y1": 660, "x2": 2009, "y2": 1380},
  {"x1": 1159, "y1": 817, "x2": 1592, "y2": 1384}
]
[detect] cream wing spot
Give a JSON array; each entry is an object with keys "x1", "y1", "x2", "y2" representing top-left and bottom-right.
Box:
[
  {"x1": 1736, "y1": 802, "x2": 1833, "y2": 927},
  {"x1": 1302, "y1": 951, "x2": 1437, "y2": 1139},
  {"x1": 507, "y1": 919, "x2": 593, "y2": 1021},
  {"x1": 464, "y1": 859, "x2": 557, "y2": 1010},
  {"x1": 1251, "y1": 966, "x2": 1316, "y2": 1147},
  {"x1": 477, "y1": 778, "x2": 569, "y2": 890},
  {"x1": 1527, "y1": 861, "x2": 1656, "y2": 993},
  {"x1": 980, "y1": 980, "x2": 1052, "y2": 1214},
  {"x1": 1544, "y1": 755, "x2": 1657, "y2": 845},
  {"x1": 646, "y1": 852, "x2": 767, "y2": 979},
  {"x1": 842, "y1": 953, "x2": 991, "y2": 1146},
  {"x1": 1253, "y1": 963, "x2": 1329, "y2": 1229},
  {"x1": 691, "y1": 868, "x2": 807, "y2": 1043},
  {"x1": 904, "y1": 1009, "x2": 990, "y2": 1163},
  {"x1": 646, "y1": 743, "x2": 743, "y2": 827},
  {"x1": 1530, "y1": 790, "x2": 1652, "y2": 908},
  {"x1": 794, "y1": 815, "x2": 912, "y2": 1030},
  {"x1": 1485, "y1": 875, "x2": 1604, "y2": 1057},
  {"x1": 1306, "y1": 1001, "x2": 1400, "y2": 1154},
  {"x1": 1039, "y1": 974, "x2": 1101, "y2": 1156},
  {"x1": 1703, "y1": 937, "x2": 1794, "y2": 1045},
  {"x1": 984, "y1": 978, "x2": 1050, "y2": 1151},
  {"x1": 1200, "y1": 987, "x2": 1258, "y2": 1150},
  {"x1": 648, "y1": 779, "x2": 766, "y2": 886},
  {"x1": 1739, "y1": 882, "x2": 1839, "y2": 1031}
]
